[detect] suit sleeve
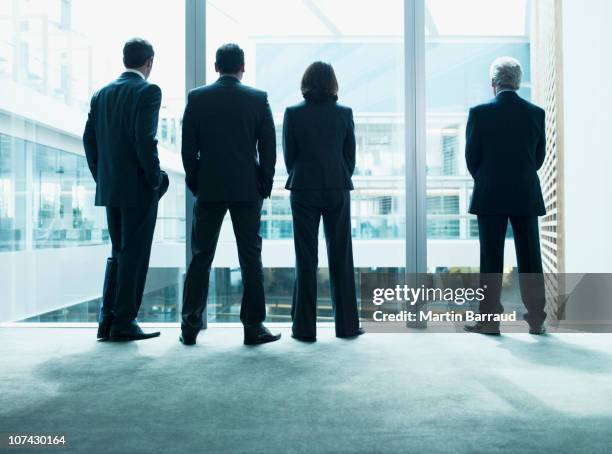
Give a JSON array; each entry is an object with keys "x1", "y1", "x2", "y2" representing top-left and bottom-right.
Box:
[
  {"x1": 135, "y1": 84, "x2": 163, "y2": 190},
  {"x1": 282, "y1": 108, "x2": 297, "y2": 173},
  {"x1": 343, "y1": 108, "x2": 356, "y2": 175},
  {"x1": 465, "y1": 108, "x2": 481, "y2": 178},
  {"x1": 536, "y1": 109, "x2": 546, "y2": 170},
  {"x1": 257, "y1": 93, "x2": 277, "y2": 198},
  {"x1": 181, "y1": 91, "x2": 199, "y2": 195},
  {"x1": 83, "y1": 94, "x2": 98, "y2": 183}
]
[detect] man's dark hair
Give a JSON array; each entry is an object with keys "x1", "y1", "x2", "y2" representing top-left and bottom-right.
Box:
[
  {"x1": 123, "y1": 38, "x2": 155, "y2": 69},
  {"x1": 215, "y1": 43, "x2": 245, "y2": 74},
  {"x1": 301, "y1": 61, "x2": 339, "y2": 102}
]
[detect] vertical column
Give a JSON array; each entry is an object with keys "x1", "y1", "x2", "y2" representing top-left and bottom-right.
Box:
[
  {"x1": 404, "y1": 0, "x2": 427, "y2": 328},
  {"x1": 184, "y1": 0, "x2": 207, "y2": 327},
  {"x1": 404, "y1": 0, "x2": 427, "y2": 274}
]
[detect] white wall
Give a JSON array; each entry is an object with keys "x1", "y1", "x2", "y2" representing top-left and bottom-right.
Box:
[
  {"x1": 561, "y1": 0, "x2": 612, "y2": 272},
  {"x1": 0, "y1": 243, "x2": 186, "y2": 323},
  {"x1": 0, "y1": 246, "x2": 108, "y2": 323}
]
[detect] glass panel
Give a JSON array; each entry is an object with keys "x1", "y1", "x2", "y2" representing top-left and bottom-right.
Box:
[
  {"x1": 0, "y1": 0, "x2": 185, "y2": 322},
  {"x1": 31, "y1": 142, "x2": 106, "y2": 248},
  {"x1": 424, "y1": 0, "x2": 530, "y2": 272},
  {"x1": 0, "y1": 135, "x2": 26, "y2": 251},
  {"x1": 205, "y1": 0, "x2": 405, "y2": 322}
]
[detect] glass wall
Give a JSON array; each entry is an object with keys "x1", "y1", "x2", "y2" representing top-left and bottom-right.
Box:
[
  {"x1": 1, "y1": 0, "x2": 185, "y2": 323},
  {"x1": 2, "y1": 0, "x2": 550, "y2": 324},
  {"x1": 205, "y1": 0, "x2": 405, "y2": 322},
  {"x1": 424, "y1": 0, "x2": 531, "y2": 271},
  {"x1": 31, "y1": 140, "x2": 105, "y2": 249}
]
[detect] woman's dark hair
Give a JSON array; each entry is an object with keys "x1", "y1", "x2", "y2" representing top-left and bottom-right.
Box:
[
  {"x1": 301, "y1": 61, "x2": 338, "y2": 102},
  {"x1": 216, "y1": 43, "x2": 245, "y2": 74},
  {"x1": 123, "y1": 38, "x2": 154, "y2": 69}
]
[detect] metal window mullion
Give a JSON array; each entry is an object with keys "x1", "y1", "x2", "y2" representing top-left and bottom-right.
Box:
[
  {"x1": 404, "y1": 0, "x2": 427, "y2": 274},
  {"x1": 184, "y1": 0, "x2": 206, "y2": 326}
]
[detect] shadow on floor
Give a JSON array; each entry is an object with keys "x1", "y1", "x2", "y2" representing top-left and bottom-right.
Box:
[
  {"x1": 493, "y1": 334, "x2": 612, "y2": 373},
  {"x1": 2, "y1": 331, "x2": 612, "y2": 453}
]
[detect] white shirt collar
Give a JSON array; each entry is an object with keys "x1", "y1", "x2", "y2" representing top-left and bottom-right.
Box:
[
  {"x1": 124, "y1": 68, "x2": 145, "y2": 79},
  {"x1": 496, "y1": 88, "x2": 516, "y2": 95},
  {"x1": 219, "y1": 74, "x2": 240, "y2": 81}
]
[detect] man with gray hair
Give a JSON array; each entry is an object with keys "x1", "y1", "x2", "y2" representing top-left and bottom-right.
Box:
[{"x1": 464, "y1": 56, "x2": 547, "y2": 335}]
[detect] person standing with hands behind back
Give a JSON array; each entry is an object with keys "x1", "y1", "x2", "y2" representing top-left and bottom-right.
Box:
[
  {"x1": 464, "y1": 57, "x2": 547, "y2": 335},
  {"x1": 283, "y1": 62, "x2": 364, "y2": 342},
  {"x1": 180, "y1": 44, "x2": 280, "y2": 346}
]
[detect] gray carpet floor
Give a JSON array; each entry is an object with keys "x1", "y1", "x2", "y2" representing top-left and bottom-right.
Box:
[{"x1": 1, "y1": 327, "x2": 612, "y2": 453}]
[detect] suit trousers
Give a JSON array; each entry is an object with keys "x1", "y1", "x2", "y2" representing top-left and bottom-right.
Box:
[
  {"x1": 290, "y1": 190, "x2": 360, "y2": 338},
  {"x1": 103, "y1": 196, "x2": 159, "y2": 330},
  {"x1": 477, "y1": 215, "x2": 547, "y2": 324},
  {"x1": 182, "y1": 199, "x2": 266, "y2": 333}
]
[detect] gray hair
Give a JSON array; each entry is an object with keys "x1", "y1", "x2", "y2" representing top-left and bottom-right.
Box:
[{"x1": 490, "y1": 57, "x2": 522, "y2": 91}]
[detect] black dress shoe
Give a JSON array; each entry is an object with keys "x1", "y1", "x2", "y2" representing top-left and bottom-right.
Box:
[
  {"x1": 523, "y1": 314, "x2": 546, "y2": 335},
  {"x1": 464, "y1": 322, "x2": 501, "y2": 335},
  {"x1": 336, "y1": 328, "x2": 365, "y2": 339},
  {"x1": 291, "y1": 333, "x2": 316, "y2": 343},
  {"x1": 244, "y1": 324, "x2": 281, "y2": 345},
  {"x1": 529, "y1": 324, "x2": 547, "y2": 335},
  {"x1": 110, "y1": 324, "x2": 161, "y2": 342},
  {"x1": 97, "y1": 317, "x2": 113, "y2": 340},
  {"x1": 179, "y1": 334, "x2": 196, "y2": 346}
]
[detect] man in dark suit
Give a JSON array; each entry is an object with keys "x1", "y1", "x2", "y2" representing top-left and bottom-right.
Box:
[
  {"x1": 180, "y1": 43, "x2": 280, "y2": 346},
  {"x1": 83, "y1": 38, "x2": 168, "y2": 341},
  {"x1": 464, "y1": 56, "x2": 547, "y2": 335}
]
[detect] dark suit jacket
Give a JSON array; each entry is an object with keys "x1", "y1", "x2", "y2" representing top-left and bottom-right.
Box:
[
  {"x1": 83, "y1": 72, "x2": 163, "y2": 207},
  {"x1": 283, "y1": 100, "x2": 355, "y2": 190},
  {"x1": 466, "y1": 91, "x2": 546, "y2": 216},
  {"x1": 181, "y1": 76, "x2": 276, "y2": 201}
]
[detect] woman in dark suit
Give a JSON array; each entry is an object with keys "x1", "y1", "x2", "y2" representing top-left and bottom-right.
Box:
[{"x1": 283, "y1": 61, "x2": 363, "y2": 342}]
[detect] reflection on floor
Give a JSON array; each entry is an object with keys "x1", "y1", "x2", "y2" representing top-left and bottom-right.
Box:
[{"x1": 1, "y1": 328, "x2": 612, "y2": 453}]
